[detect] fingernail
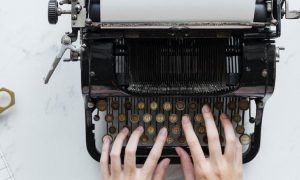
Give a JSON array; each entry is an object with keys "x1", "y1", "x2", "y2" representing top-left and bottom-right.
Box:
[
  {"x1": 175, "y1": 147, "x2": 181, "y2": 156},
  {"x1": 182, "y1": 115, "x2": 190, "y2": 125},
  {"x1": 136, "y1": 126, "x2": 144, "y2": 132},
  {"x1": 202, "y1": 105, "x2": 211, "y2": 113},
  {"x1": 220, "y1": 113, "x2": 228, "y2": 119},
  {"x1": 159, "y1": 127, "x2": 168, "y2": 136},
  {"x1": 162, "y1": 158, "x2": 170, "y2": 168},
  {"x1": 122, "y1": 127, "x2": 129, "y2": 133}
]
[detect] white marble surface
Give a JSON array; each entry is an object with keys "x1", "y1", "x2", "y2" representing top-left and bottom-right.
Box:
[{"x1": 0, "y1": 1, "x2": 300, "y2": 179}]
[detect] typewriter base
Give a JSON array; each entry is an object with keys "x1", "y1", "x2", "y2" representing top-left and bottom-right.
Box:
[{"x1": 84, "y1": 95, "x2": 264, "y2": 164}]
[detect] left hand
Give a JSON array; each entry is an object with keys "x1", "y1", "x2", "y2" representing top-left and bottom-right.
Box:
[{"x1": 100, "y1": 126, "x2": 170, "y2": 180}]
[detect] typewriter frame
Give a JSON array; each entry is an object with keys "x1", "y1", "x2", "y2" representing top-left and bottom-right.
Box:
[{"x1": 45, "y1": 0, "x2": 294, "y2": 164}]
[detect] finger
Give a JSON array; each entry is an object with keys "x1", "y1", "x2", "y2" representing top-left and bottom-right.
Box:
[
  {"x1": 152, "y1": 158, "x2": 170, "y2": 180},
  {"x1": 124, "y1": 126, "x2": 144, "y2": 176},
  {"x1": 236, "y1": 137, "x2": 243, "y2": 165},
  {"x1": 181, "y1": 115, "x2": 206, "y2": 166},
  {"x1": 100, "y1": 135, "x2": 112, "y2": 179},
  {"x1": 202, "y1": 105, "x2": 222, "y2": 161},
  {"x1": 220, "y1": 113, "x2": 236, "y2": 161},
  {"x1": 143, "y1": 127, "x2": 168, "y2": 175},
  {"x1": 110, "y1": 127, "x2": 129, "y2": 176},
  {"x1": 175, "y1": 147, "x2": 195, "y2": 180}
]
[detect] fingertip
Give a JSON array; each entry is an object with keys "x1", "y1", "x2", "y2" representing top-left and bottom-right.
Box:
[
  {"x1": 162, "y1": 158, "x2": 171, "y2": 168},
  {"x1": 202, "y1": 104, "x2": 211, "y2": 113},
  {"x1": 175, "y1": 147, "x2": 182, "y2": 156},
  {"x1": 182, "y1": 115, "x2": 191, "y2": 125},
  {"x1": 220, "y1": 113, "x2": 229, "y2": 120}
]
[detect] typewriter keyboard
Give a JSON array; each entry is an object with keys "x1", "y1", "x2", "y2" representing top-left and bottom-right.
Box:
[{"x1": 93, "y1": 97, "x2": 256, "y2": 154}]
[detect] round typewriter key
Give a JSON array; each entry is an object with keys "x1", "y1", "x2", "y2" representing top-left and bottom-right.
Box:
[
  {"x1": 233, "y1": 114, "x2": 242, "y2": 123},
  {"x1": 137, "y1": 101, "x2": 145, "y2": 110},
  {"x1": 124, "y1": 101, "x2": 132, "y2": 110},
  {"x1": 93, "y1": 115, "x2": 100, "y2": 121},
  {"x1": 147, "y1": 125, "x2": 155, "y2": 135},
  {"x1": 215, "y1": 101, "x2": 223, "y2": 110},
  {"x1": 166, "y1": 136, "x2": 174, "y2": 144},
  {"x1": 239, "y1": 99, "x2": 250, "y2": 110},
  {"x1": 140, "y1": 135, "x2": 149, "y2": 144},
  {"x1": 198, "y1": 126, "x2": 206, "y2": 134},
  {"x1": 189, "y1": 101, "x2": 197, "y2": 111},
  {"x1": 249, "y1": 117, "x2": 255, "y2": 124},
  {"x1": 96, "y1": 100, "x2": 107, "y2": 111},
  {"x1": 130, "y1": 114, "x2": 140, "y2": 123},
  {"x1": 105, "y1": 114, "x2": 114, "y2": 123},
  {"x1": 178, "y1": 136, "x2": 186, "y2": 144},
  {"x1": 109, "y1": 126, "x2": 117, "y2": 134},
  {"x1": 156, "y1": 113, "x2": 165, "y2": 123},
  {"x1": 111, "y1": 101, "x2": 119, "y2": 110},
  {"x1": 169, "y1": 114, "x2": 178, "y2": 123},
  {"x1": 176, "y1": 101, "x2": 185, "y2": 111},
  {"x1": 150, "y1": 101, "x2": 158, "y2": 111},
  {"x1": 118, "y1": 114, "x2": 126, "y2": 122},
  {"x1": 172, "y1": 125, "x2": 181, "y2": 135},
  {"x1": 194, "y1": 114, "x2": 204, "y2": 123},
  {"x1": 163, "y1": 102, "x2": 172, "y2": 111},
  {"x1": 228, "y1": 101, "x2": 236, "y2": 110},
  {"x1": 239, "y1": 134, "x2": 251, "y2": 145},
  {"x1": 235, "y1": 125, "x2": 245, "y2": 134},
  {"x1": 143, "y1": 113, "x2": 152, "y2": 123},
  {"x1": 203, "y1": 135, "x2": 208, "y2": 144}
]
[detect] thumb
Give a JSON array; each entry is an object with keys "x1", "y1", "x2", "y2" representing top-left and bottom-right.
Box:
[
  {"x1": 152, "y1": 158, "x2": 170, "y2": 180},
  {"x1": 175, "y1": 147, "x2": 195, "y2": 180}
]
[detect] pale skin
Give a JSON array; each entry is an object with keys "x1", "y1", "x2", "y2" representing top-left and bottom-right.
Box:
[{"x1": 100, "y1": 105, "x2": 243, "y2": 180}]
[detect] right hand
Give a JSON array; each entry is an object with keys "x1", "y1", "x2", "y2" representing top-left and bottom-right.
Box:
[{"x1": 176, "y1": 105, "x2": 243, "y2": 180}]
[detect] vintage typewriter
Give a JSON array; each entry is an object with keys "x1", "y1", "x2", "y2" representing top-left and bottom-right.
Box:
[{"x1": 45, "y1": 0, "x2": 299, "y2": 163}]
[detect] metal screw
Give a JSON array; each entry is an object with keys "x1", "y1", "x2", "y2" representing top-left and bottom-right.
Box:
[
  {"x1": 75, "y1": 4, "x2": 82, "y2": 13},
  {"x1": 87, "y1": 102, "x2": 94, "y2": 109},
  {"x1": 85, "y1": 18, "x2": 92, "y2": 25},
  {"x1": 72, "y1": 14, "x2": 77, "y2": 20},
  {"x1": 257, "y1": 102, "x2": 264, "y2": 109},
  {"x1": 261, "y1": 69, "x2": 268, "y2": 78},
  {"x1": 90, "y1": 71, "x2": 95, "y2": 77}
]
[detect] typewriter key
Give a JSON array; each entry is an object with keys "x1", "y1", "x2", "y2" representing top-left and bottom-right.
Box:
[
  {"x1": 150, "y1": 101, "x2": 158, "y2": 111},
  {"x1": 166, "y1": 136, "x2": 174, "y2": 144},
  {"x1": 109, "y1": 126, "x2": 117, "y2": 134},
  {"x1": 239, "y1": 99, "x2": 250, "y2": 110},
  {"x1": 96, "y1": 100, "x2": 107, "y2": 111},
  {"x1": 198, "y1": 126, "x2": 206, "y2": 134},
  {"x1": 163, "y1": 102, "x2": 172, "y2": 111},
  {"x1": 189, "y1": 101, "x2": 197, "y2": 111},
  {"x1": 215, "y1": 101, "x2": 223, "y2": 110},
  {"x1": 137, "y1": 101, "x2": 145, "y2": 110},
  {"x1": 147, "y1": 125, "x2": 155, "y2": 135},
  {"x1": 124, "y1": 101, "x2": 132, "y2": 110},
  {"x1": 156, "y1": 113, "x2": 165, "y2": 123},
  {"x1": 236, "y1": 125, "x2": 245, "y2": 134},
  {"x1": 169, "y1": 114, "x2": 178, "y2": 123},
  {"x1": 194, "y1": 114, "x2": 204, "y2": 123},
  {"x1": 143, "y1": 113, "x2": 152, "y2": 123},
  {"x1": 176, "y1": 101, "x2": 185, "y2": 111},
  {"x1": 118, "y1": 114, "x2": 126, "y2": 122},
  {"x1": 105, "y1": 114, "x2": 114, "y2": 123},
  {"x1": 240, "y1": 134, "x2": 251, "y2": 145},
  {"x1": 111, "y1": 101, "x2": 119, "y2": 110},
  {"x1": 228, "y1": 101, "x2": 236, "y2": 110},
  {"x1": 233, "y1": 114, "x2": 241, "y2": 123},
  {"x1": 93, "y1": 115, "x2": 100, "y2": 121},
  {"x1": 130, "y1": 114, "x2": 140, "y2": 123},
  {"x1": 172, "y1": 125, "x2": 181, "y2": 135},
  {"x1": 140, "y1": 135, "x2": 149, "y2": 144},
  {"x1": 178, "y1": 136, "x2": 186, "y2": 144}
]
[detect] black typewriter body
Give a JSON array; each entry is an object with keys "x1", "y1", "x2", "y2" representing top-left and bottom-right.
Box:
[{"x1": 45, "y1": 0, "x2": 299, "y2": 163}]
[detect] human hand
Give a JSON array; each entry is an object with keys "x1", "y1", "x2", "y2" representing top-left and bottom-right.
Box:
[
  {"x1": 176, "y1": 105, "x2": 242, "y2": 180},
  {"x1": 100, "y1": 126, "x2": 170, "y2": 180}
]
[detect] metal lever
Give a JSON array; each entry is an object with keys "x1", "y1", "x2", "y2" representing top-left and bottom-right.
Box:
[
  {"x1": 285, "y1": 0, "x2": 300, "y2": 19},
  {"x1": 44, "y1": 34, "x2": 82, "y2": 84}
]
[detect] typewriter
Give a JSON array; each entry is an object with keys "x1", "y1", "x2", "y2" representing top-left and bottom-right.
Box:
[{"x1": 45, "y1": 0, "x2": 299, "y2": 163}]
